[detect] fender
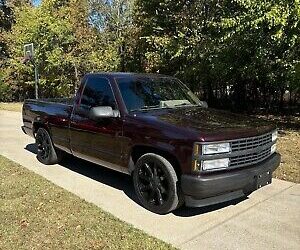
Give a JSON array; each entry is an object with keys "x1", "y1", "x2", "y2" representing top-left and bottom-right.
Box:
[
  {"x1": 32, "y1": 116, "x2": 51, "y2": 137},
  {"x1": 127, "y1": 142, "x2": 181, "y2": 175}
]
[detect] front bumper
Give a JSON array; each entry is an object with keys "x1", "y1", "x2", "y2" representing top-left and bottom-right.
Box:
[{"x1": 181, "y1": 153, "x2": 281, "y2": 207}]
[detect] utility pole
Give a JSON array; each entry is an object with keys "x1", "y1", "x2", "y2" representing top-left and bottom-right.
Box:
[{"x1": 34, "y1": 63, "x2": 39, "y2": 99}]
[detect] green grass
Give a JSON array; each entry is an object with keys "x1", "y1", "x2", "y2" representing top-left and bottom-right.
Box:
[
  {"x1": 254, "y1": 114, "x2": 300, "y2": 183},
  {"x1": 0, "y1": 155, "x2": 175, "y2": 250},
  {"x1": 0, "y1": 102, "x2": 22, "y2": 112},
  {"x1": 273, "y1": 131, "x2": 300, "y2": 183}
]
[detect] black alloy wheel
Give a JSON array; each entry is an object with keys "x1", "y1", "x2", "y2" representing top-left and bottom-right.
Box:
[
  {"x1": 137, "y1": 161, "x2": 169, "y2": 206},
  {"x1": 133, "y1": 153, "x2": 182, "y2": 214},
  {"x1": 36, "y1": 128, "x2": 63, "y2": 165},
  {"x1": 36, "y1": 129, "x2": 51, "y2": 160}
]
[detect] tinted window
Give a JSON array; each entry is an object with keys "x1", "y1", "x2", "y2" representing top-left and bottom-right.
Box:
[
  {"x1": 80, "y1": 76, "x2": 116, "y2": 110},
  {"x1": 117, "y1": 77, "x2": 199, "y2": 111}
]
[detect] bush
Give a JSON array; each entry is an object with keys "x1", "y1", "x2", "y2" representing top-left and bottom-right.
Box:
[{"x1": 0, "y1": 74, "x2": 12, "y2": 102}]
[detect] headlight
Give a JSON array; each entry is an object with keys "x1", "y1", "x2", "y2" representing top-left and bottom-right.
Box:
[
  {"x1": 202, "y1": 143, "x2": 231, "y2": 155},
  {"x1": 272, "y1": 130, "x2": 278, "y2": 141},
  {"x1": 202, "y1": 158, "x2": 230, "y2": 171}
]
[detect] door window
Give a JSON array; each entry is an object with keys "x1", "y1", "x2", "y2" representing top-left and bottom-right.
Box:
[{"x1": 80, "y1": 76, "x2": 116, "y2": 110}]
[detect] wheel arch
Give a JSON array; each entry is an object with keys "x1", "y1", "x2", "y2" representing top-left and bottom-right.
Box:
[
  {"x1": 129, "y1": 145, "x2": 182, "y2": 178},
  {"x1": 32, "y1": 120, "x2": 50, "y2": 138}
]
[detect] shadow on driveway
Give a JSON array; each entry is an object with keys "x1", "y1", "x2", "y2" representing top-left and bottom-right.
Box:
[{"x1": 25, "y1": 143, "x2": 247, "y2": 217}]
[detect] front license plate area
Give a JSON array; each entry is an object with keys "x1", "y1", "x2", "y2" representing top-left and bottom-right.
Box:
[{"x1": 256, "y1": 171, "x2": 272, "y2": 189}]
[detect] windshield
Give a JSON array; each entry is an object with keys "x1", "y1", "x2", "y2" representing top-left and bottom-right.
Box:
[{"x1": 116, "y1": 76, "x2": 201, "y2": 112}]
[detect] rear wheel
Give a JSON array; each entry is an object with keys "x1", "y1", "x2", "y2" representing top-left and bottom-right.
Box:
[
  {"x1": 133, "y1": 153, "x2": 183, "y2": 214},
  {"x1": 36, "y1": 128, "x2": 63, "y2": 165}
]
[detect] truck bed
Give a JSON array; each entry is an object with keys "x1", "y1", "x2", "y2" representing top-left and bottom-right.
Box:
[{"x1": 22, "y1": 98, "x2": 74, "y2": 139}]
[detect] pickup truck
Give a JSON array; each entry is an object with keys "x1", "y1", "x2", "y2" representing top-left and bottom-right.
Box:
[{"x1": 22, "y1": 72, "x2": 281, "y2": 214}]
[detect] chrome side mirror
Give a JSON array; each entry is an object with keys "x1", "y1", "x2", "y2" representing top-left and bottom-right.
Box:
[{"x1": 89, "y1": 106, "x2": 120, "y2": 120}]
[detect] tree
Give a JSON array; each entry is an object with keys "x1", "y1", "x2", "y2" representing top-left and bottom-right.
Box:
[
  {"x1": 0, "y1": 0, "x2": 32, "y2": 60},
  {"x1": 0, "y1": 0, "x2": 13, "y2": 60},
  {"x1": 1, "y1": 0, "x2": 299, "y2": 112},
  {"x1": 0, "y1": 0, "x2": 32, "y2": 101},
  {"x1": 88, "y1": 0, "x2": 135, "y2": 71},
  {"x1": 2, "y1": 0, "x2": 136, "y2": 99},
  {"x1": 3, "y1": 1, "x2": 74, "y2": 98},
  {"x1": 134, "y1": 0, "x2": 300, "y2": 112}
]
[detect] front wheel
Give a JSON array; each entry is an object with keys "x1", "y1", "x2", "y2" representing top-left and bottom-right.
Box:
[
  {"x1": 35, "y1": 128, "x2": 63, "y2": 165},
  {"x1": 133, "y1": 153, "x2": 183, "y2": 214}
]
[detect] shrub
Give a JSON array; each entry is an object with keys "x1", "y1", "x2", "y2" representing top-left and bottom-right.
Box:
[{"x1": 0, "y1": 74, "x2": 12, "y2": 102}]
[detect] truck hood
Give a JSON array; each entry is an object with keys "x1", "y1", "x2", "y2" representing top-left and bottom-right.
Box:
[{"x1": 134, "y1": 106, "x2": 275, "y2": 141}]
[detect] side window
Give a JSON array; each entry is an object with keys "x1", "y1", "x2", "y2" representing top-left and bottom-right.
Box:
[{"x1": 80, "y1": 77, "x2": 116, "y2": 110}]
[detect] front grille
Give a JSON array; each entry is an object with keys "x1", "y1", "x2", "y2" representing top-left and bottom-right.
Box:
[
  {"x1": 196, "y1": 131, "x2": 275, "y2": 172},
  {"x1": 231, "y1": 133, "x2": 272, "y2": 152},
  {"x1": 230, "y1": 147, "x2": 271, "y2": 168},
  {"x1": 229, "y1": 133, "x2": 273, "y2": 168}
]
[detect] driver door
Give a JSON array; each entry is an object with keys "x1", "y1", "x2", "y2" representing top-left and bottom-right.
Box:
[{"x1": 70, "y1": 76, "x2": 123, "y2": 171}]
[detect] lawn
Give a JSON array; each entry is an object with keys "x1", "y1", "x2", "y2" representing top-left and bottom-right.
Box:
[
  {"x1": 255, "y1": 114, "x2": 300, "y2": 183},
  {"x1": 0, "y1": 155, "x2": 174, "y2": 250},
  {"x1": 274, "y1": 130, "x2": 300, "y2": 183},
  {"x1": 0, "y1": 102, "x2": 22, "y2": 112}
]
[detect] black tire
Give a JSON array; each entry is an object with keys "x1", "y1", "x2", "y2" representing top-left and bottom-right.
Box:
[
  {"x1": 35, "y1": 128, "x2": 63, "y2": 165},
  {"x1": 133, "y1": 153, "x2": 183, "y2": 214}
]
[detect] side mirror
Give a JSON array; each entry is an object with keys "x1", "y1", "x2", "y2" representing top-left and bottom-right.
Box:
[
  {"x1": 199, "y1": 101, "x2": 208, "y2": 108},
  {"x1": 89, "y1": 106, "x2": 120, "y2": 120}
]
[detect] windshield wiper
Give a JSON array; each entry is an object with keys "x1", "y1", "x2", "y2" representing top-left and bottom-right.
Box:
[
  {"x1": 130, "y1": 105, "x2": 159, "y2": 112},
  {"x1": 174, "y1": 103, "x2": 196, "y2": 107},
  {"x1": 142, "y1": 105, "x2": 161, "y2": 109},
  {"x1": 130, "y1": 105, "x2": 173, "y2": 112}
]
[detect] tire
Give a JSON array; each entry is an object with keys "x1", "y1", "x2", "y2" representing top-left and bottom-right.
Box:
[
  {"x1": 35, "y1": 128, "x2": 63, "y2": 165},
  {"x1": 133, "y1": 153, "x2": 183, "y2": 214}
]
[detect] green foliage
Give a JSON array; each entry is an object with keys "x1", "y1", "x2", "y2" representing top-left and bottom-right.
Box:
[
  {"x1": 0, "y1": 72, "x2": 12, "y2": 101},
  {"x1": 0, "y1": 0, "x2": 299, "y2": 111},
  {"x1": 0, "y1": 0, "x2": 13, "y2": 59},
  {"x1": 135, "y1": 0, "x2": 300, "y2": 111},
  {"x1": 2, "y1": 0, "x2": 134, "y2": 98}
]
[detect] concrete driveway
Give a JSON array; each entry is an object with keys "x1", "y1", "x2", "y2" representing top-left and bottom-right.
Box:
[{"x1": 0, "y1": 110, "x2": 299, "y2": 249}]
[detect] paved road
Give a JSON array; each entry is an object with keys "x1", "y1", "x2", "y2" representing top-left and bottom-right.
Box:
[{"x1": 0, "y1": 110, "x2": 299, "y2": 249}]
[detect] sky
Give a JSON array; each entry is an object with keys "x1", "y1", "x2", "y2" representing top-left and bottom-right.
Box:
[{"x1": 32, "y1": 0, "x2": 41, "y2": 6}]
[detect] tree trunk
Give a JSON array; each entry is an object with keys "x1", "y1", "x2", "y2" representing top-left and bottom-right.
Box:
[
  {"x1": 74, "y1": 63, "x2": 79, "y2": 95},
  {"x1": 279, "y1": 87, "x2": 284, "y2": 112}
]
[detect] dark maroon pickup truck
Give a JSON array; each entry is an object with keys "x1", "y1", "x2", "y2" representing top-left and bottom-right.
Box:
[{"x1": 22, "y1": 72, "x2": 280, "y2": 214}]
